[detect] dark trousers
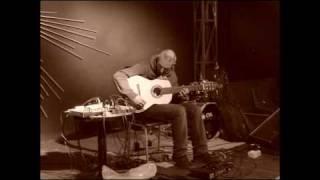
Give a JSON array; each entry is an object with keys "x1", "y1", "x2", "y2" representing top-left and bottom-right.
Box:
[{"x1": 136, "y1": 102, "x2": 208, "y2": 159}]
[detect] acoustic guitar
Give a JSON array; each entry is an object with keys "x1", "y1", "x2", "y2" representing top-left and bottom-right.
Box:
[{"x1": 127, "y1": 75, "x2": 222, "y2": 113}]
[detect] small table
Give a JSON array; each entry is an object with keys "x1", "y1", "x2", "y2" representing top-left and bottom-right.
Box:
[
  {"x1": 89, "y1": 112, "x2": 133, "y2": 177},
  {"x1": 64, "y1": 109, "x2": 133, "y2": 179}
]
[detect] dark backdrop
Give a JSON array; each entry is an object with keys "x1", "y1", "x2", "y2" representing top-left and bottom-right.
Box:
[{"x1": 218, "y1": 1, "x2": 280, "y2": 81}]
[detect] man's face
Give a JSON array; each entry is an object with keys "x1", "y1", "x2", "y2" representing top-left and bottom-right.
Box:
[
  {"x1": 158, "y1": 57, "x2": 175, "y2": 75},
  {"x1": 158, "y1": 52, "x2": 176, "y2": 74}
]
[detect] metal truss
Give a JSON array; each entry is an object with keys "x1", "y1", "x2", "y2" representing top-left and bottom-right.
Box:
[{"x1": 193, "y1": 1, "x2": 218, "y2": 80}]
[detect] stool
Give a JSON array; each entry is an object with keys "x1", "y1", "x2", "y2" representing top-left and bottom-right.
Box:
[{"x1": 129, "y1": 119, "x2": 170, "y2": 161}]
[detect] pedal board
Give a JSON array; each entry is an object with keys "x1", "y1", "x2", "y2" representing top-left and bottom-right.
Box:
[
  {"x1": 189, "y1": 168, "x2": 215, "y2": 179},
  {"x1": 189, "y1": 165, "x2": 232, "y2": 180}
]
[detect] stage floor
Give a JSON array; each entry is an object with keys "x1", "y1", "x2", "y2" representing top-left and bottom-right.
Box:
[{"x1": 41, "y1": 132, "x2": 279, "y2": 179}]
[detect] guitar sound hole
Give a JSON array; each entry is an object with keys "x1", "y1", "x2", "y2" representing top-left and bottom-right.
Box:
[{"x1": 153, "y1": 87, "x2": 162, "y2": 97}]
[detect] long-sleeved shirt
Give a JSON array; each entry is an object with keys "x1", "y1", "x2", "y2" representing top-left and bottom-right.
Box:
[{"x1": 113, "y1": 56, "x2": 179, "y2": 101}]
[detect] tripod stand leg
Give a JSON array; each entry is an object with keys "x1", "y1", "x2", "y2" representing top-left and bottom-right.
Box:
[{"x1": 249, "y1": 108, "x2": 280, "y2": 136}]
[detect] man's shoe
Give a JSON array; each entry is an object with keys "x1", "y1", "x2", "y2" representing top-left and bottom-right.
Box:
[
  {"x1": 173, "y1": 155, "x2": 191, "y2": 169},
  {"x1": 193, "y1": 153, "x2": 218, "y2": 167}
]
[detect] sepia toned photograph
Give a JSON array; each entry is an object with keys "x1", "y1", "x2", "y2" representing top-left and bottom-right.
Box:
[{"x1": 40, "y1": 1, "x2": 280, "y2": 179}]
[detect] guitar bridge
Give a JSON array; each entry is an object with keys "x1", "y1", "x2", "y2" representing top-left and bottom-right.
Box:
[{"x1": 136, "y1": 84, "x2": 141, "y2": 95}]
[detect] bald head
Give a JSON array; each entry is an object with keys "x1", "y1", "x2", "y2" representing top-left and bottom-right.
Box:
[{"x1": 158, "y1": 49, "x2": 177, "y2": 69}]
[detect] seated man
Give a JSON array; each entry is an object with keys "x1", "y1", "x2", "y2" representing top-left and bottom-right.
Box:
[{"x1": 113, "y1": 49, "x2": 216, "y2": 168}]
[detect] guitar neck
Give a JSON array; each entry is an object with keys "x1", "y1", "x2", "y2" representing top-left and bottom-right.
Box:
[{"x1": 161, "y1": 85, "x2": 204, "y2": 95}]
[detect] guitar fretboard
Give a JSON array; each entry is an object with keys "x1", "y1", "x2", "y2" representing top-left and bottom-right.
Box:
[{"x1": 160, "y1": 84, "x2": 218, "y2": 95}]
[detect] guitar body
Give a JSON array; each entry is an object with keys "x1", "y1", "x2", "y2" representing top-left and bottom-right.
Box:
[{"x1": 127, "y1": 76, "x2": 173, "y2": 113}]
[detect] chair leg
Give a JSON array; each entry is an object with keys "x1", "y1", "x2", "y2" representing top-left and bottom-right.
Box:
[
  {"x1": 127, "y1": 122, "x2": 132, "y2": 158},
  {"x1": 143, "y1": 126, "x2": 149, "y2": 161},
  {"x1": 158, "y1": 125, "x2": 161, "y2": 152},
  {"x1": 131, "y1": 123, "x2": 150, "y2": 161}
]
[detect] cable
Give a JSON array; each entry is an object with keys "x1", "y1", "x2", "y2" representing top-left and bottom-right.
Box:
[
  {"x1": 60, "y1": 111, "x2": 69, "y2": 143},
  {"x1": 238, "y1": 155, "x2": 258, "y2": 178},
  {"x1": 218, "y1": 148, "x2": 248, "y2": 179},
  {"x1": 103, "y1": 114, "x2": 126, "y2": 160},
  {"x1": 59, "y1": 112, "x2": 74, "y2": 170},
  {"x1": 74, "y1": 117, "x2": 89, "y2": 171},
  {"x1": 124, "y1": 113, "x2": 134, "y2": 159},
  {"x1": 123, "y1": 115, "x2": 129, "y2": 158},
  {"x1": 118, "y1": 96, "x2": 134, "y2": 159},
  {"x1": 103, "y1": 116, "x2": 109, "y2": 163},
  {"x1": 115, "y1": 131, "x2": 125, "y2": 156},
  {"x1": 61, "y1": 110, "x2": 94, "y2": 171},
  {"x1": 118, "y1": 116, "x2": 126, "y2": 157},
  {"x1": 104, "y1": 95, "x2": 139, "y2": 164}
]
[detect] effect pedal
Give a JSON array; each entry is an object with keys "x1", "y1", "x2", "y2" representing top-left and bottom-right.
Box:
[{"x1": 189, "y1": 168, "x2": 215, "y2": 180}]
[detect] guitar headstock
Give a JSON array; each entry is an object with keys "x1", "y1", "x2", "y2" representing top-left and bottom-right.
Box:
[{"x1": 201, "y1": 81, "x2": 223, "y2": 91}]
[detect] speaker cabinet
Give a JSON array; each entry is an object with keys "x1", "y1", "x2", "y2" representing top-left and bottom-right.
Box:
[{"x1": 248, "y1": 108, "x2": 280, "y2": 150}]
